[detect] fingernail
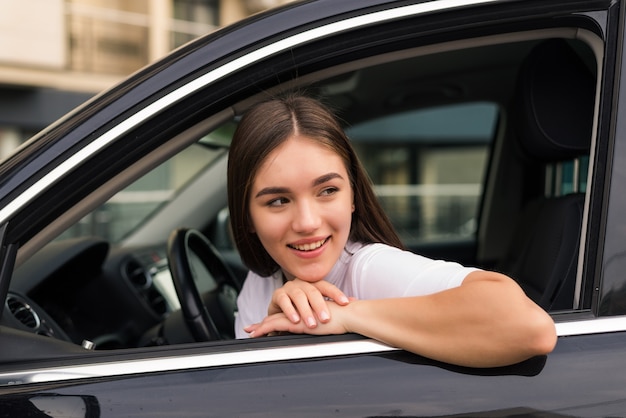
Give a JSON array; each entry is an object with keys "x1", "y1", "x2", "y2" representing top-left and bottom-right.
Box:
[
  {"x1": 306, "y1": 317, "x2": 317, "y2": 327},
  {"x1": 320, "y1": 311, "x2": 330, "y2": 321},
  {"x1": 340, "y1": 295, "x2": 349, "y2": 304},
  {"x1": 249, "y1": 331, "x2": 255, "y2": 337},
  {"x1": 291, "y1": 313, "x2": 300, "y2": 323}
]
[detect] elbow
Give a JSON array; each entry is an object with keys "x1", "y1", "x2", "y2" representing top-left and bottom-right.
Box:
[
  {"x1": 502, "y1": 276, "x2": 558, "y2": 357},
  {"x1": 526, "y1": 309, "x2": 558, "y2": 357}
]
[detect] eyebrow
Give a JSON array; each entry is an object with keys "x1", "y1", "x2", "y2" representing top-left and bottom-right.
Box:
[
  {"x1": 314, "y1": 172, "x2": 344, "y2": 186},
  {"x1": 254, "y1": 172, "x2": 345, "y2": 198}
]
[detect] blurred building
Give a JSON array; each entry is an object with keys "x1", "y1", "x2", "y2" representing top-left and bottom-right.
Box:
[{"x1": 0, "y1": 0, "x2": 293, "y2": 158}]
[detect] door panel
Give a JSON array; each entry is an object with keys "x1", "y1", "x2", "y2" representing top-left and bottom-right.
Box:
[{"x1": 1, "y1": 332, "x2": 625, "y2": 417}]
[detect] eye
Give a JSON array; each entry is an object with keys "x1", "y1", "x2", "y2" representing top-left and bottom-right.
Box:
[
  {"x1": 319, "y1": 187, "x2": 339, "y2": 197},
  {"x1": 267, "y1": 197, "x2": 289, "y2": 207}
]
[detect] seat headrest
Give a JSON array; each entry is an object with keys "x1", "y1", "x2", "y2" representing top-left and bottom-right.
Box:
[{"x1": 515, "y1": 39, "x2": 595, "y2": 161}]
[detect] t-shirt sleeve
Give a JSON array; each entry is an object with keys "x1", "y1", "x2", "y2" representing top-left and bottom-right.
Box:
[
  {"x1": 234, "y1": 273, "x2": 254, "y2": 339},
  {"x1": 349, "y1": 244, "x2": 478, "y2": 300},
  {"x1": 234, "y1": 271, "x2": 276, "y2": 339}
]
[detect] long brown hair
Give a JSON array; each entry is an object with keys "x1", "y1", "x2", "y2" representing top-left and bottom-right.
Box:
[{"x1": 227, "y1": 95, "x2": 403, "y2": 277}]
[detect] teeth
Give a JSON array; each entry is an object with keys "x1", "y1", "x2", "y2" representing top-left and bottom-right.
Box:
[{"x1": 291, "y1": 239, "x2": 326, "y2": 251}]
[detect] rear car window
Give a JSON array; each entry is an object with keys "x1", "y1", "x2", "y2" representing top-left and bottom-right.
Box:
[{"x1": 347, "y1": 102, "x2": 498, "y2": 246}]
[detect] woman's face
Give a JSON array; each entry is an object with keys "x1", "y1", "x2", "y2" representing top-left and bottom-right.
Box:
[{"x1": 249, "y1": 135, "x2": 354, "y2": 282}]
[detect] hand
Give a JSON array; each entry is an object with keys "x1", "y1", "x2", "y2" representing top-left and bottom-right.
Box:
[
  {"x1": 246, "y1": 301, "x2": 349, "y2": 338},
  {"x1": 268, "y1": 278, "x2": 351, "y2": 329}
]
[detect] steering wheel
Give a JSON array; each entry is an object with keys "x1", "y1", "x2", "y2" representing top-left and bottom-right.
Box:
[{"x1": 167, "y1": 228, "x2": 241, "y2": 341}]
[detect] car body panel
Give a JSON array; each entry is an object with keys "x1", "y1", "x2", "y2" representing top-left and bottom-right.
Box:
[{"x1": 1, "y1": 332, "x2": 626, "y2": 416}]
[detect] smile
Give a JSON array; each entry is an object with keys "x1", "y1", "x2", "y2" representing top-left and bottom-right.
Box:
[{"x1": 288, "y1": 238, "x2": 328, "y2": 252}]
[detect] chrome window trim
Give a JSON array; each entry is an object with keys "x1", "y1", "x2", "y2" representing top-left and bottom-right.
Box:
[
  {"x1": 554, "y1": 315, "x2": 626, "y2": 336},
  {"x1": 0, "y1": 0, "x2": 501, "y2": 225},
  {"x1": 0, "y1": 339, "x2": 397, "y2": 387},
  {"x1": 1, "y1": 316, "x2": 625, "y2": 387}
]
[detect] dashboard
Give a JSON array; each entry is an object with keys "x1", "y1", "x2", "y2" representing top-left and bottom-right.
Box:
[{"x1": 2, "y1": 236, "x2": 196, "y2": 350}]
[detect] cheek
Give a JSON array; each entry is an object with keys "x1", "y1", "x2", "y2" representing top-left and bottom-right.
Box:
[
  {"x1": 330, "y1": 197, "x2": 356, "y2": 231},
  {"x1": 249, "y1": 209, "x2": 283, "y2": 243}
]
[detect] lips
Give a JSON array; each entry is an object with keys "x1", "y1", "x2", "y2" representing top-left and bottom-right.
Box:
[{"x1": 288, "y1": 237, "x2": 329, "y2": 251}]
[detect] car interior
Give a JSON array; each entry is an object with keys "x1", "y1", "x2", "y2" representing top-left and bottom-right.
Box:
[{"x1": 1, "y1": 25, "x2": 602, "y2": 358}]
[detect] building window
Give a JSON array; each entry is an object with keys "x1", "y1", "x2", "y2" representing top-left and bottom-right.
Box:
[
  {"x1": 172, "y1": 0, "x2": 219, "y2": 48},
  {"x1": 67, "y1": 0, "x2": 218, "y2": 75}
]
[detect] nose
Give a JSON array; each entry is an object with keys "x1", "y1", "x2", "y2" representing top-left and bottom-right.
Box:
[{"x1": 292, "y1": 199, "x2": 321, "y2": 233}]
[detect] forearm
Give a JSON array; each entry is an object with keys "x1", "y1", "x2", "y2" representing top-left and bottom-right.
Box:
[{"x1": 339, "y1": 272, "x2": 557, "y2": 367}]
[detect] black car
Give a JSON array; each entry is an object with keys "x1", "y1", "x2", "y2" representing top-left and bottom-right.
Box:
[{"x1": 1, "y1": 0, "x2": 626, "y2": 416}]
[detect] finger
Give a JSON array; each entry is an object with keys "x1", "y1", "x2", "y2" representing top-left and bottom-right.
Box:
[
  {"x1": 312, "y1": 280, "x2": 350, "y2": 305},
  {"x1": 248, "y1": 306, "x2": 349, "y2": 338},
  {"x1": 300, "y1": 285, "x2": 332, "y2": 323},
  {"x1": 246, "y1": 313, "x2": 307, "y2": 337},
  {"x1": 270, "y1": 290, "x2": 301, "y2": 323},
  {"x1": 286, "y1": 279, "x2": 348, "y2": 324},
  {"x1": 288, "y1": 287, "x2": 318, "y2": 328}
]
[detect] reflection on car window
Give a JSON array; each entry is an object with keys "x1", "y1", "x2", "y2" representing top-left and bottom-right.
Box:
[
  {"x1": 57, "y1": 130, "x2": 231, "y2": 244},
  {"x1": 347, "y1": 102, "x2": 498, "y2": 246}
]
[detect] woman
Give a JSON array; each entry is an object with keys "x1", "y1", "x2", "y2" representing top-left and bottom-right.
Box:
[{"x1": 227, "y1": 94, "x2": 556, "y2": 368}]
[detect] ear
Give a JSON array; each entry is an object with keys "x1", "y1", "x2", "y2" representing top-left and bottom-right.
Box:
[{"x1": 351, "y1": 203, "x2": 355, "y2": 213}]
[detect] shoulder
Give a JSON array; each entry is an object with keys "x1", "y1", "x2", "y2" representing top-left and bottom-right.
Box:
[
  {"x1": 345, "y1": 241, "x2": 478, "y2": 297},
  {"x1": 349, "y1": 241, "x2": 410, "y2": 262}
]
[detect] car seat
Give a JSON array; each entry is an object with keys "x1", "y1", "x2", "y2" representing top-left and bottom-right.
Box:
[{"x1": 499, "y1": 38, "x2": 596, "y2": 311}]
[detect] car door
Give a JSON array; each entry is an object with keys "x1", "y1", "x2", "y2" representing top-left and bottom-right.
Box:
[{"x1": 1, "y1": 0, "x2": 626, "y2": 417}]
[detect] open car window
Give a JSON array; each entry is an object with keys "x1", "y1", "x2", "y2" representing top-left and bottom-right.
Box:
[{"x1": 16, "y1": 32, "x2": 598, "y2": 346}]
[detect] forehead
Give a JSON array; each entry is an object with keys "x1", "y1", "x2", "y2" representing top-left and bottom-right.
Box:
[{"x1": 254, "y1": 135, "x2": 347, "y2": 183}]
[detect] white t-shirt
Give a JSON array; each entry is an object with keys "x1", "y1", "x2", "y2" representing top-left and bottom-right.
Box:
[{"x1": 234, "y1": 241, "x2": 477, "y2": 338}]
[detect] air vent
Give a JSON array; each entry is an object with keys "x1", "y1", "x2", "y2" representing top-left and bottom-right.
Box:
[
  {"x1": 6, "y1": 294, "x2": 40, "y2": 329},
  {"x1": 124, "y1": 259, "x2": 151, "y2": 290},
  {"x1": 123, "y1": 258, "x2": 167, "y2": 316}
]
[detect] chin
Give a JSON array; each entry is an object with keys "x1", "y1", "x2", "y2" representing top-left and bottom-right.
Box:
[
  {"x1": 296, "y1": 275, "x2": 326, "y2": 283},
  {"x1": 292, "y1": 269, "x2": 329, "y2": 282}
]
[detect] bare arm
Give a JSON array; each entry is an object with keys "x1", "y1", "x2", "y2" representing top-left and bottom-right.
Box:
[
  {"x1": 244, "y1": 271, "x2": 557, "y2": 368},
  {"x1": 339, "y1": 271, "x2": 556, "y2": 367}
]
